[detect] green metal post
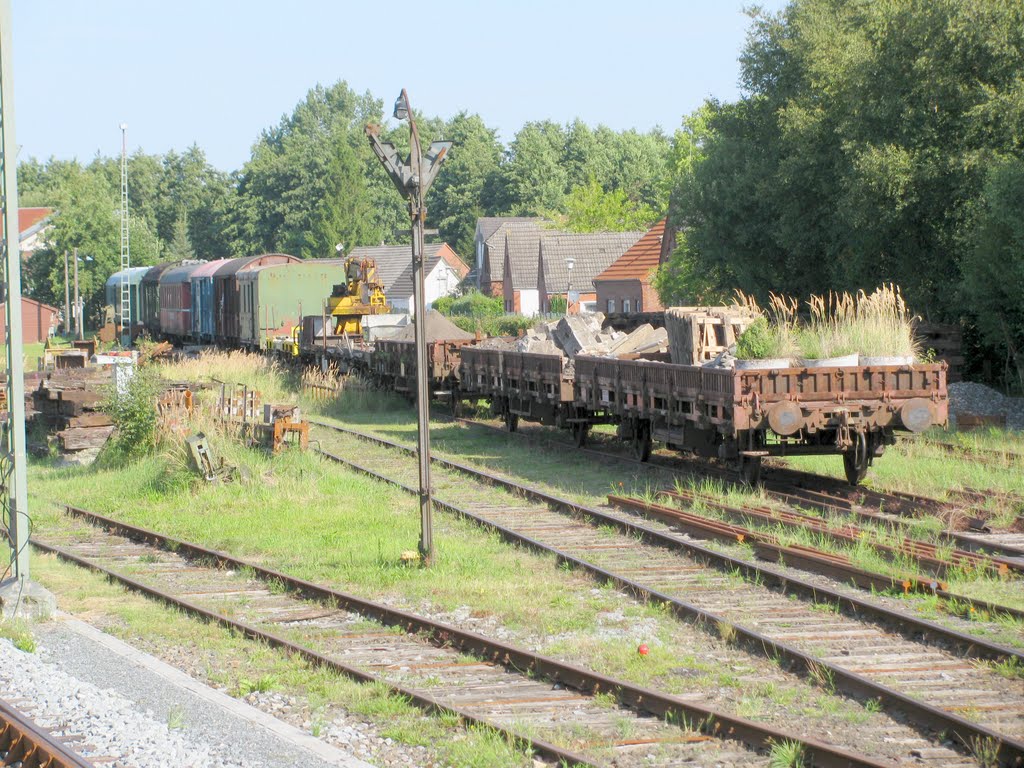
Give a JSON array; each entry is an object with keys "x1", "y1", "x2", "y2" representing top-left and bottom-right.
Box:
[{"x1": 0, "y1": 0, "x2": 30, "y2": 583}]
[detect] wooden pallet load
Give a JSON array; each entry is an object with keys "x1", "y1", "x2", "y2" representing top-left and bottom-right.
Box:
[{"x1": 665, "y1": 306, "x2": 758, "y2": 365}]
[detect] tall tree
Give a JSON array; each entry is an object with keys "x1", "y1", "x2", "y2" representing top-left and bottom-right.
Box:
[{"x1": 501, "y1": 121, "x2": 568, "y2": 215}]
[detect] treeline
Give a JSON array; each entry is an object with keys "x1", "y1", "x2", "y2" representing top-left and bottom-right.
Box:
[
  {"x1": 655, "y1": 0, "x2": 1024, "y2": 388},
  {"x1": 19, "y1": 82, "x2": 670, "y2": 319}
]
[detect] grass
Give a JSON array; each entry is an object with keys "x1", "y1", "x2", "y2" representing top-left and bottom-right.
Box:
[{"x1": 0, "y1": 618, "x2": 37, "y2": 653}]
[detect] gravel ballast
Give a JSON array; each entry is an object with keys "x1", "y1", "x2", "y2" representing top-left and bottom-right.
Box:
[{"x1": 0, "y1": 620, "x2": 369, "y2": 768}]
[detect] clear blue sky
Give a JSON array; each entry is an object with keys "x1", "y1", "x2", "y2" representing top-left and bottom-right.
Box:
[{"x1": 13, "y1": 1, "x2": 788, "y2": 173}]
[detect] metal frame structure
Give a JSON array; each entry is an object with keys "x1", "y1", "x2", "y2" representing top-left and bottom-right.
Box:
[
  {"x1": 365, "y1": 89, "x2": 451, "y2": 565},
  {"x1": 0, "y1": 0, "x2": 30, "y2": 583},
  {"x1": 119, "y1": 123, "x2": 130, "y2": 346}
]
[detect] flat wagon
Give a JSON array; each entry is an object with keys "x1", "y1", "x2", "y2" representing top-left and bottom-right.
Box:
[
  {"x1": 575, "y1": 357, "x2": 947, "y2": 483},
  {"x1": 374, "y1": 338, "x2": 474, "y2": 401}
]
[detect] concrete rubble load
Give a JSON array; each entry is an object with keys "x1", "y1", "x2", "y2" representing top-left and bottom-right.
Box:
[{"x1": 514, "y1": 312, "x2": 669, "y2": 362}]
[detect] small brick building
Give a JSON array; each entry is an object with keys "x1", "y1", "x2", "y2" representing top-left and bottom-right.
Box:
[
  {"x1": 0, "y1": 297, "x2": 59, "y2": 344},
  {"x1": 593, "y1": 219, "x2": 667, "y2": 315}
]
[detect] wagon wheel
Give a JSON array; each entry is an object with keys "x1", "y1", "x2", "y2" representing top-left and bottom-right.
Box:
[
  {"x1": 737, "y1": 454, "x2": 762, "y2": 486},
  {"x1": 631, "y1": 421, "x2": 653, "y2": 462},
  {"x1": 504, "y1": 409, "x2": 519, "y2": 433},
  {"x1": 572, "y1": 421, "x2": 590, "y2": 448},
  {"x1": 843, "y1": 431, "x2": 870, "y2": 486}
]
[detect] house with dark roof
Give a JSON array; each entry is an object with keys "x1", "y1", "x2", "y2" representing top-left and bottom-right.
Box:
[
  {"x1": 19, "y1": 207, "x2": 55, "y2": 259},
  {"x1": 499, "y1": 226, "x2": 552, "y2": 315},
  {"x1": 477, "y1": 218, "x2": 547, "y2": 296},
  {"x1": 347, "y1": 242, "x2": 467, "y2": 315},
  {"x1": 593, "y1": 218, "x2": 667, "y2": 315},
  {"x1": 536, "y1": 230, "x2": 644, "y2": 314}
]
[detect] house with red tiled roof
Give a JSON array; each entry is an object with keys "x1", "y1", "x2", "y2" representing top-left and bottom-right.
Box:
[
  {"x1": 592, "y1": 218, "x2": 667, "y2": 315},
  {"x1": 19, "y1": 207, "x2": 55, "y2": 258}
]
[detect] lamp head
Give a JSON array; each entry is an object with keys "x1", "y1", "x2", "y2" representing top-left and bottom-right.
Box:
[
  {"x1": 566, "y1": 256, "x2": 575, "y2": 271},
  {"x1": 393, "y1": 91, "x2": 409, "y2": 121}
]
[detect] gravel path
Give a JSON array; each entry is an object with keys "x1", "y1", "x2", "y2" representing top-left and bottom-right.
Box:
[{"x1": 0, "y1": 619, "x2": 370, "y2": 768}]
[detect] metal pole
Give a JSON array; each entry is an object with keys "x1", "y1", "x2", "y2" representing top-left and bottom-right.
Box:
[
  {"x1": 63, "y1": 250, "x2": 70, "y2": 336},
  {"x1": 409, "y1": 107, "x2": 434, "y2": 565},
  {"x1": 0, "y1": 0, "x2": 30, "y2": 582},
  {"x1": 73, "y1": 246, "x2": 82, "y2": 341}
]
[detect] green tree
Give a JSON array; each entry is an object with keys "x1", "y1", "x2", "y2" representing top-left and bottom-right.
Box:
[
  {"x1": 426, "y1": 112, "x2": 503, "y2": 261},
  {"x1": 164, "y1": 211, "x2": 195, "y2": 262},
  {"x1": 961, "y1": 158, "x2": 1024, "y2": 390},
  {"x1": 546, "y1": 176, "x2": 657, "y2": 233},
  {"x1": 501, "y1": 121, "x2": 568, "y2": 215}
]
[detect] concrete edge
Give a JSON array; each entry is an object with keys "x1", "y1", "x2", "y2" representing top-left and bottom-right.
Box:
[{"x1": 55, "y1": 612, "x2": 372, "y2": 768}]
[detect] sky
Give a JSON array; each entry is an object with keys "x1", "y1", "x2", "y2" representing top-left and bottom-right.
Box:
[{"x1": 12, "y1": 1, "x2": 789, "y2": 173}]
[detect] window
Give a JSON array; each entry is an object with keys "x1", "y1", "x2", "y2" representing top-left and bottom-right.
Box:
[
  {"x1": 636, "y1": 297, "x2": 642, "y2": 313},
  {"x1": 607, "y1": 299, "x2": 615, "y2": 313},
  {"x1": 623, "y1": 299, "x2": 631, "y2": 314}
]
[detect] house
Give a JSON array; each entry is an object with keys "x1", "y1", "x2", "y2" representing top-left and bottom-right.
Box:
[
  {"x1": 478, "y1": 219, "x2": 548, "y2": 297},
  {"x1": 346, "y1": 242, "x2": 467, "y2": 311},
  {"x1": 387, "y1": 248, "x2": 470, "y2": 315},
  {"x1": 19, "y1": 207, "x2": 55, "y2": 259},
  {"x1": 0, "y1": 297, "x2": 59, "y2": 344},
  {"x1": 536, "y1": 230, "x2": 645, "y2": 314},
  {"x1": 499, "y1": 225, "x2": 557, "y2": 315},
  {"x1": 593, "y1": 218, "x2": 668, "y2": 315}
]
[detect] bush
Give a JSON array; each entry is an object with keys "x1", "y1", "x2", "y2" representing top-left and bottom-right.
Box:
[
  {"x1": 103, "y1": 365, "x2": 161, "y2": 460},
  {"x1": 448, "y1": 314, "x2": 535, "y2": 337},
  {"x1": 736, "y1": 318, "x2": 776, "y2": 359},
  {"x1": 438, "y1": 290, "x2": 503, "y2": 318}
]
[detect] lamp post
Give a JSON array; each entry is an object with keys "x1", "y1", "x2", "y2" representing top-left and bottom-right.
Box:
[
  {"x1": 72, "y1": 249, "x2": 93, "y2": 341},
  {"x1": 366, "y1": 89, "x2": 452, "y2": 566},
  {"x1": 565, "y1": 256, "x2": 575, "y2": 316},
  {"x1": 63, "y1": 250, "x2": 70, "y2": 336}
]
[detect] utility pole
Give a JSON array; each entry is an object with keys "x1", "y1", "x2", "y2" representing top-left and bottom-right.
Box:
[
  {"x1": 119, "y1": 122, "x2": 130, "y2": 346},
  {"x1": 73, "y1": 246, "x2": 82, "y2": 341},
  {"x1": 63, "y1": 250, "x2": 70, "y2": 336},
  {"x1": 0, "y1": 0, "x2": 30, "y2": 585},
  {"x1": 366, "y1": 89, "x2": 451, "y2": 566}
]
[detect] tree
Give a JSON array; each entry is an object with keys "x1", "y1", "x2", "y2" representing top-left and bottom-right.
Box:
[
  {"x1": 661, "y1": 0, "x2": 1024, "y2": 323},
  {"x1": 164, "y1": 211, "x2": 195, "y2": 262},
  {"x1": 426, "y1": 112, "x2": 504, "y2": 261},
  {"x1": 229, "y1": 81, "x2": 390, "y2": 258},
  {"x1": 961, "y1": 158, "x2": 1024, "y2": 390},
  {"x1": 500, "y1": 121, "x2": 568, "y2": 215},
  {"x1": 546, "y1": 176, "x2": 657, "y2": 233}
]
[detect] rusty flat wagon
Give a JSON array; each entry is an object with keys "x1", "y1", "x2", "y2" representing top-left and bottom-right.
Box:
[
  {"x1": 574, "y1": 357, "x2": 947, "y2": 484},
  {"x1": 460, "y1": 347, "x2": 573, "y2": 431},
  {"x1": 373, "y1": 338, "x2": 474, "y2": 400}
]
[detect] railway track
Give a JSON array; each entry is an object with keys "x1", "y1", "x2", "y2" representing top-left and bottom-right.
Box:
[
  {"x1": 453, "y1": 414, "x2": 1024, "y2": 567},
  {"x1": 32, "y1": 508, "x2": 886, "y2": 768},
  {"x1": 0, "y1": 696, "x2": 95, "y2": 768},
  {"x1": 905, "y1": 438, "x2": 1024, "y2": 467},
  {"x1": 310, "y1": 418, "x2": 1024, "y2": 767}
]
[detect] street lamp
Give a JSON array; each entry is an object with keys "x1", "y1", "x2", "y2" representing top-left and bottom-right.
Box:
[
  {"x1": 565, "y1": 256, "x2": 575, "y2": 316},
  {"x1": 366, "y1": 90, "x2": 452, "y2": 566},
  {"x1": 72, "y1": 249, "x2": 94, "y2": 341}
]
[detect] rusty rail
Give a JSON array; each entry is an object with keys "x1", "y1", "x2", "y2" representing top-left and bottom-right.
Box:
[
  {"x1": 38, "y1": 506, "x2": 883, "y2": 768},
  {"x1": 307, "y1": 421, "x2": 1024, "y2": 766},
  {"x1": 0, "y1": 697, "x2": 96, "y2": 768}
]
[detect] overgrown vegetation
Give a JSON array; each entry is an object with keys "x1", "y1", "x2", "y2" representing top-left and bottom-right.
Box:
[{"x1": 102, "y1": 365, "x2": 162, "y2": 460}]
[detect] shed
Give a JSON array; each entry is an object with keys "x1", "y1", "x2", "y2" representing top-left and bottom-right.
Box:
[{"x1": 0, "y1": 297, "x2": 59, "y2": 344}]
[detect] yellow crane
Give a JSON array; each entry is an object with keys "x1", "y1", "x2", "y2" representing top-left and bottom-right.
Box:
[{"x1": 328, "y1": 255, "x2": 389, "y2": 336}]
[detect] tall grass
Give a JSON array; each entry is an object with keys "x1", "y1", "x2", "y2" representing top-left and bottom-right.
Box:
[
  {"x1": 734, "y1": 291, "x2": 799, "y2": 360},
  {"x1": 798, "y1": 285, "x2": 919, "y2": 360}
]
